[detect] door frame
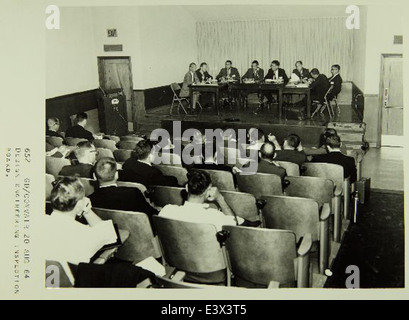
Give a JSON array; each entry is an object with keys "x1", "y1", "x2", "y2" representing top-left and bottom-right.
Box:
[
  {"x1": 97, "y1": 56, "x2": 135, "y2": 132},
  {"x1": 378, "y1": 53, "x2": 403, "y2": 147}
]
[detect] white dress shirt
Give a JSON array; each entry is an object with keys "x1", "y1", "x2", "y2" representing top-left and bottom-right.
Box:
[
  {"x1": 159, "y1": 201, "x2": 243, "y2": 231},
  {"x1": 44, "y1": 212, "x2": 118, "y2": 265}
]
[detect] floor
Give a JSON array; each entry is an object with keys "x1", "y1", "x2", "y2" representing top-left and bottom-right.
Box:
[{"x1": 362, "y1": 147, "x2": 404, "y2": 191}]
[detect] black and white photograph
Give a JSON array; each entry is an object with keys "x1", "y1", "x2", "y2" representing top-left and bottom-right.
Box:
[{"x1": 1, "y1": 0, "x2": 408, "y2": 302}]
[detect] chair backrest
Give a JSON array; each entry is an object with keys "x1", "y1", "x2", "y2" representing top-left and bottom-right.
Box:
[
  {"x1": 303, "y1": 163, "x2": 344, "y2": 194},
  {"x1": 237, "y1": 173, "x2": 283, "y2": 198},
  {"x1": 120, "y1": 136, "x2": 145, "y2": 143},
  {"x1": 275, "y1": 161, "x2": 300, "y2": 177},
  {"x1": 46, "y1": 136, "x2": 64, "y2": 148},
  {"x1": 154, "y1": 165, "x2": 189, "y2": 186},
  {"x1": 220, "y1": 191, "x2": 259, "y2": 221},
  {"x1": 46, "y1": 261, "x2": 74, "y2": 288},
  {"x1": 285, "y1": 176, "x2": 334, "y2": 206},
  {"x1": 117, "y1": 181, "x2": 147, "y2": 195},
  {"x1": 103, "y1": 135, "x2": 120, "y2": 144},
  {"x1": 149, "y1": 186, "x2": 185, "y2": 208},
  {"x1": 202, "y1": 169, "x2": 235, "y2": 191},
  {"x1": 78, "y1": 178, "x2": 97, "y2": 197},
  {"x1": 153, "y1": 216, "x2": 226, "y2": 274},
  {"x1": 156, "y1": 152, "x2": 183, "y2": 167},
  {"x1": 96, "y1": 148, "x2": 115, "y2": 161},
  {"x1": 93, "y1": 139, "x2": 118, "y2": 152},
  {"x1": 46, "y1": 157, "x2": 71, "y2": 177},
  {"x1": 65, "y1": 137, "x2": 88, "y2": 147},
  {"x1": 94, "y1": 208, "x2": 161, "y2": 263},
  {"x1": 171, "y1": 83, "x2": 182, "y2": 95},
  {"x1": 118, "y1": 141, "x2": 138, "y2": 151},
  {"x1": 262, "y1": 195, "x2": 320, "y2": 242},
  {"x1": 114, "y1": 149, "x2": 133, "y2": 163},
  {"x1": 46, "y1": 174, "x2": 56, "y2": 201},
  {"x1": 223, "y1": 226, "x2": 297, "y2": 287}
]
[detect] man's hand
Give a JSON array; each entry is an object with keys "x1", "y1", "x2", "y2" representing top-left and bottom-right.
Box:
[
  {"x1": 207, "y1": 187, "x2": 224, "y2": 203},
  {"x1": 267, "y1": 134, "x2": 278, "y2": 143},
  {"x1": 297, "y1": 142, "x2": 304, "y2": 152},
  {"x1": 77, "y1": 197, "x2": 92, "y2": 218}
]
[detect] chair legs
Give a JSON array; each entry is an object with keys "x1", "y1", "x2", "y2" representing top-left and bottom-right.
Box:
[{"x1": 170, "y1": 96, "x2": 189, "y2": 115}]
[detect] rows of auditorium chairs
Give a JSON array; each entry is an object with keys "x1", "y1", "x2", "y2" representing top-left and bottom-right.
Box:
[{"x1": 46, "y1": 133, "x2": 353, "y2": 288}]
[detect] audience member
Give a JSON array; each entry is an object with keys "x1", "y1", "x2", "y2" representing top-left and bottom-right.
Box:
[
  {"x1": 242, "y1": 60, "x2": 265, "y2": 81},
  {"x1": 270, "y1": 134, "x2": 307, "y2": 166},
  {"x1": 257, "y1": 142, "x2": 287, "y2": 180},
  {"x1": 121, "y1": 140, "x2": 179, "y2": 187},
  {"x1": 312, "y1": 135, "x2": 357, "y2": 183},
  {"x1": 44, "y1": 177, "x2": 118, "y2": 265},
  {"x1": 46, "y1": 118, "x2": 65, "y2": 140},
  {"x1": 327, "y1": 64, "x2": 343, "y2": 101},
  {"x1": 90, "y1": 158, "x2": 159, "y2": 218},
  {"x1": 59, "y1": 141, "x2": 97, "y2": 178},
  {"x1": 66, "y1": 113, "x2": 95, "y2": 141}
]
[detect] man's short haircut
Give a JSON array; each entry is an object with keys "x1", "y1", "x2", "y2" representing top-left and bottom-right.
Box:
[
  {"x1": 272, "y1": 60, "x2": 280, "y2": 66},
  {"x1": 47, "y1": 118, "x2": 60, "y2": 126},
  {"x1": 296, "y1": 61, "x2": 303, "y2": 66},
  {"x1": 189, "y1": 62, "x2": 197, "y2": 68},
  {"x1": 51, "y1": 177, "x2": 85, "y2": 212},
  {"x1": 332, "y1": 64, "x2": 341, "y2": 71},
  {"x1": 76, "y1": 113, "x2": 88, "y2": 123},
  {"x1": 311, "y1": 68, "x2": 320, "y2": 75},
  {"x1": 260, "y1": 142, "x2": 276, "y2": 161},
  {"x1": 187, "y1": 170, "x2": 212, "y2": 196},
  {"x1": 133, "y1": 139, "x2": 153, "y2": 160},
  {"x1": 95, "y1": 158, "x2": 117, "y2": 183},
  {"x1": 226, "y1": 60, "x2": 233, "y2": 65},
  {"x1": 200, "y1": 62, "x2": 207, "y2": 68},
  {"x1": 252, "y1": 60, "x2": 259, "y2": 66},
  {"x1": 286, "y1": 134, "x2": 301, "y2": 149},
  {"x1": 75, "y1": 141, "x2": 94, "y2": 158},
  {"x1": 326, "y1": 135, "x2": 342, "y2": 149}
]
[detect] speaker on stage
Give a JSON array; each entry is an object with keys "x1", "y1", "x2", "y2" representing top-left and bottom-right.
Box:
[{"x1": 97, "y1": 88, "x2": 128, "y2": 137}]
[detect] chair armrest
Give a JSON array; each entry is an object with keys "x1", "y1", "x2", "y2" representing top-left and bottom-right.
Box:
[
  {"x1": 268, "y1": 281, "x2": 280, "y2": 289},
  {"x1": 320, "y1": 203, "x2": 331, "y2": 221},
  {"x1": 165, "y1": 268, "x2": 187, "y2": 282},
  {"x1": 334, "y1": 186, "x2": 343, "y2": 197},
  {"x1": 297, "y1": 233, "x2": 313, "y2": 256}
]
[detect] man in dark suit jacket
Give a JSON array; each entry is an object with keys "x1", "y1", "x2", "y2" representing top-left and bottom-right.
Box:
[
  {"x1": 312, "y1": 135, "x2": 357, "y2": 183},
  {"x1": 196, "y1": 62, "x2": 213, "y2": 83},
  {"x1": 121, "y1": 140, "x2": 179, "y2": 187},
  {"x1": 66, "y1": 113, "x2": 95, "y2": 141},
  {"x1": 59, "y1": 141, "x2": 97, "y2": 178},
  {"x1": 242, "y1": 60, "x2": 265, "y2": 81},
  {"x1": 46, "y1": 118, "x2": 65, "y2": 140},
  {"x1": 269, "y1": 134, "x2": 307, "y2": 167},
  {"x1": 310, "y1": 68, "x2": 331, "y2": 103},
  {"x1": 327, "y1": 64, "x2": 343, "y2": 101},
  {"x1": 90, "y1": 158, "x2": 159, "y2": 219},
  {"x1": 216, "y1": 60, "x2": 240, "y2": 81},
  {"x1": 257, "y1": 142, "x2": 287, "y2": 180},
  {"x1": 264, "y1": 60, "x2": 289, "y2": 84},
  {"x1": 292, "y1": 61, "x2": 310, "y2": 82}
]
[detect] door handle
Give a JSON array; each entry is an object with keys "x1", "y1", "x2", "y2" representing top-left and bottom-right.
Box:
[{"x1": 383, "y1": 88, "x2": 389, "y2": 108}]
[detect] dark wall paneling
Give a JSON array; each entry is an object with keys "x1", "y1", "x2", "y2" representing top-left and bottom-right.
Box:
[
  {"x1": 143, "y1": 83, "x2": 183, "y2": 110},
  {"x1": 46, "y1": 89, "x2": 99, "y2": 132}
]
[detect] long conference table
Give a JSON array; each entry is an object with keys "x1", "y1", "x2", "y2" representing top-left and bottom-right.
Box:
[{"x1": 190, "y1": 82, "x2": 311, "y2": 118}]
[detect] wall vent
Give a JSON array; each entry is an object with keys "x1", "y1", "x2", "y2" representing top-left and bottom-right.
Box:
[
  {"x1": 394, "y1": 35, "x2": 403, "y2": 45},
  {"x1": 104, "y1": 45, "x2": 123, "y2": 52}
]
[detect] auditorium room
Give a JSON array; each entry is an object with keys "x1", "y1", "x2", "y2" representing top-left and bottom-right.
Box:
[{"x1": 45, "y1": 4, "x2": 404, "y2": 289}]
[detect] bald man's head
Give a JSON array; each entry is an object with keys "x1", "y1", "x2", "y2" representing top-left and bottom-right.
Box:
[
  {"x1": 260, "y1": 142, "x2": 277, "y2": 161},
  {"x1": 47, "y1": 118, "x2": 60, "y2": 132}
]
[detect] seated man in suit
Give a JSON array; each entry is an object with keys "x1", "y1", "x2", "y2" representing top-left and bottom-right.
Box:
[
  {"x1": 59, "y1": 141, "x2": 97, "y2": 178},
  {"x1": 327, "y1": 64, "x2": 343, "y2": 101},
  {"x1": 310, "y1": 68, "x2": 330, "y2": 103},
  {"x1": 180, "y1": 63, "x2": 201, "y2": 112},
  {"x1": 242, "y1": 60, "x2": 265, "y2": 82},
  {"x1": 216, "y1": 60, "x2": 240, "y2": 82},
  {"x1": 90, "y1": 158, "x2": 158, "y2": 219},
  {"x1": 257, "y1": 142, "x2": 287, "y2": 180},
  {"x1": 268, "y1": 133, "x2": 307, "y2": 167},
  {"x1": 292, "y1": 61, "x2": 310, "y2": 83},
  {"x1": 46, "y1": 118, "x2": 65, "y2": 140},
  {"x1": 121, "y1": 139, "x2": 179, "y2": 187},
  {"x1": 159, "y1": 170, "x2": 243, "y2": 284},
  {"x1": 260, "y1": 60, "x2": 289, "y2": 109},
  {"x1": 312, "y1": 135, "x2": 357, "y2": 183},
  {"x1": 196, "y1": 62, "x2": 213, "y2": 83},
  {"x1": 65, "y1": 113, "x2": 95, "y2": 141}
]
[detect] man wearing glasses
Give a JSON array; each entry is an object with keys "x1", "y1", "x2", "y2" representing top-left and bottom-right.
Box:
[
  {"x1": 59, "y1": 141, "x2": 98, "y2": 178},
  {"x1": 327, "y1": 64, "x2": 343, "y2": 101}
]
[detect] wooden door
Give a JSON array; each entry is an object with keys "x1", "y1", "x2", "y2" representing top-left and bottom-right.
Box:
[
  {"x1": 98, "y1": 57, "x2": 135, "y2": 132},
  {"x1": 380, "y1": 55, "x2": 403, "y2": 147}
]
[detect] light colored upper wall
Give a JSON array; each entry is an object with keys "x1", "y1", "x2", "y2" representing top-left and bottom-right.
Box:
[
  {"x1": 46, "y1": 8, "x2": 99, "y2": 98},
  {"x1": 137, "y1": 6, "x2": 197, "y2": 89},
  {"x1": 351, "y1": 6, "x2": 367, "y2": 91},
  {"x1": 364, "y1": 5, "x2": 403, "y2": 94}
]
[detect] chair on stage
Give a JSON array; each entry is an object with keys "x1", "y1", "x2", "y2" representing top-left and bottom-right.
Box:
[
  {"x1": 237, "y1": 173, "x2": 283, "y2": 198},
  {"x1": 94, "y1": 208, "x2": 162, "y2": 264},
  {"x1": 170, "y1": 83, "x2": 190, "y2": 115},
  {"x1": 153, "y1": 216, "x2": 231, "y2": 286},
  {"x1": 222, "y1": 226, "x2": 312, "y2": 288},
  {"x1": 311, "y1": 85, "x2": 336, "y2": 120},
  {"x1": 261, "y1": 195, "x2": 331, "y2": 274}
]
